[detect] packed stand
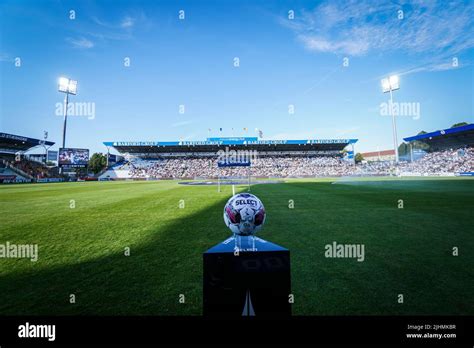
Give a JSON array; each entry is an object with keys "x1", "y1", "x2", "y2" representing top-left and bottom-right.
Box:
[
  {"x1": 122, "y1": 147, "x2": 474, "y2": 179},
  {"x1": 126, "y1": 155, "x2": 355, "y2": 179},
  {"x1": 8, "y1": 159, "x2": 59, "y2": 179},
  {"x1": 398, "y1": 147, "x2": 474, "y2": 174}
]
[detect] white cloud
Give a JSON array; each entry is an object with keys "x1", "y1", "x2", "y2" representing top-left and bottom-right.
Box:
[
  {"x1": 91, "y1": 16, "x2": 111, "y2": 28},
  {"x1": 86, "y1": 12, "x2": 151, "y2": 43},
  {"x1": 171, "y1": 120, "x2": 194, "y2": 128},
  {"x1": 282, "y1": 0, "x2": 474, "y2": 57},
  {"x1": 121, "y1": 16, "x2": 135, "y2": 28},
  {"x1": 66, "y1": 37, "x2": 94, "y2": 49},
  {"x1": 0, "y1": 53, "x2": 10, "y2": 62},
  {"x1": 396, "y1": 60, "x2": 469, "y2": 77},
  {"x1": 298, "y1": 35, "x2": 369, "y2": 56}
]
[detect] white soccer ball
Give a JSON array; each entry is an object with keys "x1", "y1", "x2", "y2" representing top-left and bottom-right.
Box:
[{"x1": 223, "y1": 193, "x2": 266, "y2": 236}]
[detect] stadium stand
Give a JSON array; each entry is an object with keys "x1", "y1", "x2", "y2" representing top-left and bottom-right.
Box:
[
  {"x1": 4, "y1": 126, "x2": 473, "y2": 183},
  {"x1": 99, "y1": 162, "x2": 132, "y2": 179},
  {"x1": 100, "y1": 129, "x2": 474, "y2": 180},
  {"x1": 116, "y1": 155, "x2": 355, "y2": 179},
  {"x1": 8, "y1": 159, "x2": 60, "y2": 179},
  {"x1": 400, "y1": 123, "x2": 474, "y2": 176},
  {"x1": 398, "y1": 147, "x2": 474, "y2": 175},
  {"x1": 0, "y1": 132, "x2": 54, "y2": 158},
  {"x1": 100, "y1": 137, "x2": 358, "y2": 180},
  {"x1": 0, "y1": 164, "x2": 30, "y2": 183},
  {"x1": 0, "y1": 132, "x2": 58, "y2": 183},
  {"x1": 403, "y1": 124, "x2": 474, "y2": 152}
]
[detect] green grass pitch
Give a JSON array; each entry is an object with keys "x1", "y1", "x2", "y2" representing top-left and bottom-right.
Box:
[{"x1": 0, "y1": 177, "x2": 473, "y2": 315}]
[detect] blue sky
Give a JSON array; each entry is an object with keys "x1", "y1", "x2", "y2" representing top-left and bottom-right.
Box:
[{"x1": 0, "y1": 0, "x2": 473, "y2": 154}]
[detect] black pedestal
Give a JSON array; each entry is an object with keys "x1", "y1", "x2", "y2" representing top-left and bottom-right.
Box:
[{"x1": 203, "y1": 236, "x2": 291, "y2": 317}]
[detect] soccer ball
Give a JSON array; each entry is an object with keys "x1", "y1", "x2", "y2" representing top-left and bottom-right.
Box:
[{"x1": 223, "y1": 193, "x2": 266, "y2": 236}]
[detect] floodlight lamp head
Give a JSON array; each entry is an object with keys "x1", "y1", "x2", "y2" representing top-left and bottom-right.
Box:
[
  {"x1": 389, "y1": 75, "x2": 400, "y2": 90},
  {"x1": 381, "y1": 78, "x2": 391, "y2": 93},
  {"x1": 381, "y1": 75, "x2": 400, "y2": 93},
  {"x1": 58, "y1": 77, "x2": 77, "y2": 95}
]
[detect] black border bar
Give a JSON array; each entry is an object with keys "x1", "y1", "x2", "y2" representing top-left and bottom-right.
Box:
[{"x1": 0, "y1": 316, "x2": 472, "y2": 345}]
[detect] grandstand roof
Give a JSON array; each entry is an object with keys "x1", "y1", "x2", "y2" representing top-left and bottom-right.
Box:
[
  {"x1": 403, "y1": 124, "x2": 474, "y2": 151},
  {"x1": 0, "y1": 132, "x2": 55, "y2": 154},
  {"x1": 103, "y1": 137, "x2": 358, "y2": 154}
]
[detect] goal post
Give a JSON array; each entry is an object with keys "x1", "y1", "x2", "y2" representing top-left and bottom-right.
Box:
[
  {"x1": 216, "y1": 157, "x2": 252, "y2": 193},
  {"x1": 217, "y1": 173, "x2": 251, "y2": 193}
]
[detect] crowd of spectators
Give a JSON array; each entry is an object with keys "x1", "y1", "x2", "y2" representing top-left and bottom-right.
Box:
[
  {"x1": 398, "y1": 147, "x2": 474, "y2": 174},
  {"x1": 4, "y1": 147, "x2": 473, "y2": 182},
  {"x1": 7, "y1": 159, "x2": 58, "y2": 179},
  {"x1": 121, "y1": 147, "x2": 474, "y2": 179},
  {"x1": 125, "y1": 155, "x2": 361, "y2": 179}
]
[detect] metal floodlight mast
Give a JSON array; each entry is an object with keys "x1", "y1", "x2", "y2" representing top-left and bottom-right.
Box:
[
  {"x1": 381, "y1": 75, "x2": 400, "y2": 163},
  {"x1": 42, "y1": 130, "x2": 48, "y2": 164},
  {"x1": 58, "y1": 77, "x2": 78, "y2": 150}
]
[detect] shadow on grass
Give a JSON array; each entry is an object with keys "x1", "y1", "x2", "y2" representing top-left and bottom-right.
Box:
[
  {"x1": 1, "y1": 180, "x2": 472, "y2": 315},
  {"x1": 0, "y1": 193, "x2": 232, "y2": 315},
  {"x1": 250, "y1": 181, "x2": 474, "y2": 315}
]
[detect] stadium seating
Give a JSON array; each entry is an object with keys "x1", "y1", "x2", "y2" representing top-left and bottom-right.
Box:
[
  {"x1": 6, "y1": 159, "x2": 59, "y2": 180},
  {"x1": 0, "y1": 166, "x2": 31, "y2": 183},
  {"x1": 98, "y1": 146, "x2": 474, "y2": 180},
  {"x1": 398, "y1": 147, "x2": 474, "y2": 175}
]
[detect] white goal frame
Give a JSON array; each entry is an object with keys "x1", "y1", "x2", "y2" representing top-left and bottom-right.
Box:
[{"x1": 217, "y1": 166, "x2": 251, "y2": 193}]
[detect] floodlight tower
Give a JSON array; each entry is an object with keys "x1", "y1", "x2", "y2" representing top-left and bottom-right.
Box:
[
  {"x1": 381, "y1": 75, "x2": 400, "y2": 163},
  {"x1": 42, "y1": 130, "x2": 48, "y2": 164},
  {"x1": 58, "y1": 77, "x2": 77, "y2": 149}
]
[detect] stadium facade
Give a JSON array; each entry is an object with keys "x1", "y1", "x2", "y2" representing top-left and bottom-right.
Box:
[
  {"x1": 100, "y1": 137, "x2": 358, "y2": 180},
  {"x1": 98, "y1": 130, "x2": 474, "y2": 180},
  {"x1": 0, "y1": 132, "x2": 54, "y2": 158},
  {"x1": 2, "y1": 125, "x2": 474, "y2": 183},
  {"x1": 361, "y1": 149, "x2": 396, "y2": 162},
  {"x1": 403, "y1": 123, "x2": 474, "y2": 152},
  {"x1": 0, "y1": 132, "x2": 56, "y2": 183},
  {"x1": 103, "y1": 137, "x2": 358, "y2": 157}
]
